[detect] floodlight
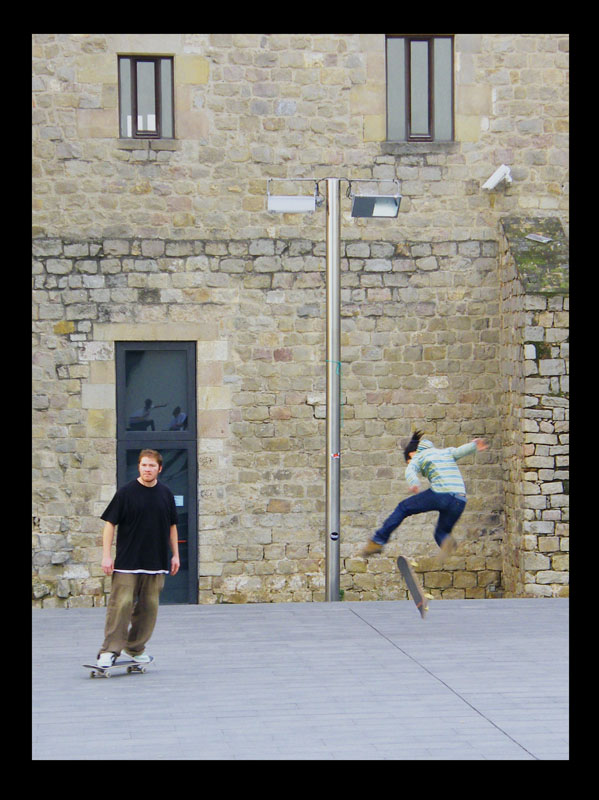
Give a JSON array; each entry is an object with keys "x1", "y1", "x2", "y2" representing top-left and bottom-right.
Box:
[
  {"x1": 267, "y1": 194, "x2": 317, "y2": 213},
  {"x1": 261, "y1": 175, "x2": 406, "y2": 603},
  {"x1": 350, "y1": 194, "x2": 402, "y2": 218},
  {"x1": 267, "y1": 178, "x2": 320, "y2": 213},
  {"x1": 348, "y1": 179, "x2": 402, "y2": 218}
]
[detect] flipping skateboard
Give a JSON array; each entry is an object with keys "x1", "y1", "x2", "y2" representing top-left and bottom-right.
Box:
[
  {"x1": 82, "y1": 656, "x2": 154, "y2": 678},
  {"x1": 397, "y1": 556, "x2": 430, "y2": 619}
]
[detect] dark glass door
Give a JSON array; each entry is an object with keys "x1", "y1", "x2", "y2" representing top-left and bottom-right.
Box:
[{"x1": 116, "y1": 342, "x2": 197, "y2": 604}]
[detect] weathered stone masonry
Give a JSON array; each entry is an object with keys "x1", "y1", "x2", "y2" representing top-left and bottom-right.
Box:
[
  {"x1": 32, "y1": 226, "x2": 569, "y2": 604},
  {"x1": 498, "y1": 217, "x2": 569, "y2": 597},
  {"x1": 33, "y1": 233, "x2": 514, "y2": 605},
  {"x1": 32, "y1": 33, "x2": 568, "y2": 605}
]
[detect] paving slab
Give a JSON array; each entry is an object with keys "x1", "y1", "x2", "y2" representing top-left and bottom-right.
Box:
[{"x1": 32, "y1": 598, "x2": 568, "y2": 760}]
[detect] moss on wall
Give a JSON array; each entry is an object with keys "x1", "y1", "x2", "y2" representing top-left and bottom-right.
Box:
[{"x1": 501, "y1": 217, "x2": 568, "y2": 296}]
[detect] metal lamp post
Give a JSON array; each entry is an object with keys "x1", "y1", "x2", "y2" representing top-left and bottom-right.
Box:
[
  {"x1": 325, "y1": 178, "x2": 341, "y2": 601},
  {"x1": 266, "y1": 177, "x2": 401, "y2": 601}
]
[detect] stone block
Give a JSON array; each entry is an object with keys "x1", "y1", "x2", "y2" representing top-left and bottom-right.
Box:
[
  {"x1": 364, "y1": 115, "x2": 386, "y2": 142},
  {"x1": 536, "y1": 570, "x2": 569, "y2": 584},
  {"x1": 539, "y1": 359, "x2": 565, "y2": 376},
  {"x1": 77, "y1": 108, "x2": 117, "y2": 138},
  {"x1": 198, "y1": 387, "x2": 231, "y2": 410},
  {"x1": 456, "y1": 84, "x2": 491, "y2": 115},
  {"x1": 86, "y1": 409, "x2": 116, "y2": 437},
  {"x1": 349, "y1": 84, "x2": 385, "y2": 115},
  {"x1": 53, "y1": 320, "x2": 76, "y2": 334},
  {"x1": 453, "y1": 571, "x2": 477, "y2": 589},
  {"x1": 522, "y1": 552, "x2": 551, "y2": 571},
  {"x1": 197, "y1": 341, "x2": 228, "y2": 361},
  {"x1": 77, "y1": 54, "x2": 117, "y2": 84},
  {"x1": 424, "y1": 571, "x2": 453, "y2": 589},
  {"x1": 524, "y1": 584, "x2": 554, "y2": 597},
  {"x1": 197, "y1": 410, "x2": 229, "y2": 438},
  {"x1": 81, "y1": 384, "x2": 115, "y2": 409}
]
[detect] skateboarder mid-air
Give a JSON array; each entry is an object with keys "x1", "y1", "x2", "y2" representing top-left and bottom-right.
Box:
[{"x1": 362, "y1": 431, "x2": 488, "y2": 558}]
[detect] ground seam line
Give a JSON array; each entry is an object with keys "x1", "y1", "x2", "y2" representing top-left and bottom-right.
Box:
[{"x1": 349, "y1": 608, "x2": 539, "y2": 760}]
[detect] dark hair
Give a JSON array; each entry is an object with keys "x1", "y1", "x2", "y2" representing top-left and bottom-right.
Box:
[{"x1": 403, "y1": 430, "x2": 423, "y2": 463}]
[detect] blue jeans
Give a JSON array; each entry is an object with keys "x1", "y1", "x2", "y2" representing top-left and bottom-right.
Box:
[{"x1": 373, "y1": 489, "x2": 467, "y2": 548}]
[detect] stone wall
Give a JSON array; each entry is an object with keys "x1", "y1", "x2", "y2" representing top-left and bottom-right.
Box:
[
  {"x1": 32, "y1": 33, "x2": 568, "y2": 605},
  {"x1": 33, "y1": 234, "x2": 505, "y2": 606},
  {"x1": 498, "y1": 217, "x2": 569, "y2": 597},
  {"x1": 33, "y1": 33, "x2": 569, "y2": 243}
]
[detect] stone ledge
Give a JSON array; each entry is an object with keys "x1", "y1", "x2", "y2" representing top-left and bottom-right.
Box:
[
  {"x1": 380, "y1": 141, "x2": 460, "y2": 157},
  {"x1": 92, "y1": 322, "x2": 218, "y2": 341},
  {"x1": 501, "y1": 217, "x2": 569, "y2": 295},
  {"x1": 115, "y1": 138, "x2": 180, "y2": 151}
]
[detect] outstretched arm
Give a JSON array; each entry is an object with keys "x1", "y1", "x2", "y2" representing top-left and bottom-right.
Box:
[{"x1": 452, "y1": 439, "x2": 487, "y2": 461}]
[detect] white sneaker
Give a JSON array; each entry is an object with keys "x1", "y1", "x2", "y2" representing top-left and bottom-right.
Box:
[
  {"x1": 96, "y1": 652, "x2": 116, "y2": 668},
  {"x1": 124, "y1": 650, "x2": 151, "y2": 664}
]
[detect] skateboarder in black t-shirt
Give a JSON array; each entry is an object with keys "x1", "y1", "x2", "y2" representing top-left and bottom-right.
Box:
[{"x1": 95, "y1": 449, "x2": 180, "y2": 669}]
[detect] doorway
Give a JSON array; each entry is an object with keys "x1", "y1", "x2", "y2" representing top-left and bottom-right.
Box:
[{"x1": 115, "y1": 342, "x2": 198, "y2": 604}]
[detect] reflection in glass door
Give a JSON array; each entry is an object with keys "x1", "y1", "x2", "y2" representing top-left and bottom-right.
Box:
[
  {"x1": 122, "y1": 447, "x2": 194, "y2": 604},
  {"x1": 119, "y1": 345, "x2": 193, "y2": 438},
  {"x1": 116, "y1": 342, "x2": 197, "y2": 604}
]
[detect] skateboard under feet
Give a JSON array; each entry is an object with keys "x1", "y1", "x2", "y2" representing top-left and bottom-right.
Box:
[{"x1": 83, "y1": 656, "x2": 154, "y2": 678}]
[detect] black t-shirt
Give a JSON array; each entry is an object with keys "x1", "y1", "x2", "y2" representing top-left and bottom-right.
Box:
[{"x1": 101, "y1": 479, "x2": 178, "y2": 573}]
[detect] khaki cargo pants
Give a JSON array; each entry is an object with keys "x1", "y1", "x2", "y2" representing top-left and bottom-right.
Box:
[{"x1": 98, "y1": 572, "x2": 165, "y2": 658}]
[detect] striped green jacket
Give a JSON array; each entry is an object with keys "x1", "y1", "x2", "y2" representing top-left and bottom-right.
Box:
[{"x1": 405, "y1": 439, "x2": 477, "y2": 494}]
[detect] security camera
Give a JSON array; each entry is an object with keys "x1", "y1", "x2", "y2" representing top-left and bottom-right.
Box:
[{"x1": 482, "y1": 164, "x2": 512, "y2": 190}]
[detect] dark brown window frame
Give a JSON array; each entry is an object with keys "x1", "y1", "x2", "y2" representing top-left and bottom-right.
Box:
[
  {"x1": 405, "y1": 37, "x2": 434, "y2": 141},
  {"x1": 387, "y1": 34, "x2": 454, "y2": 143},
  {"x1": 118, "y1": 55, "x2": 175, "y2": 139}
]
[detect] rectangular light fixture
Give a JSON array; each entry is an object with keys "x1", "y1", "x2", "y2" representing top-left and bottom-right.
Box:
[
  {"x1": 350, "y1": 194, "x2": 402, "y2": 218},
  {"x1": 267, "y1": 195, "x2": 317, "y2": 213}
]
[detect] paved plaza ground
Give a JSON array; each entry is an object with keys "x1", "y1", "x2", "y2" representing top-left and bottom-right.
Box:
[{"x1": 32, "y1": 598, "x2": 568, "y2": 760}]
